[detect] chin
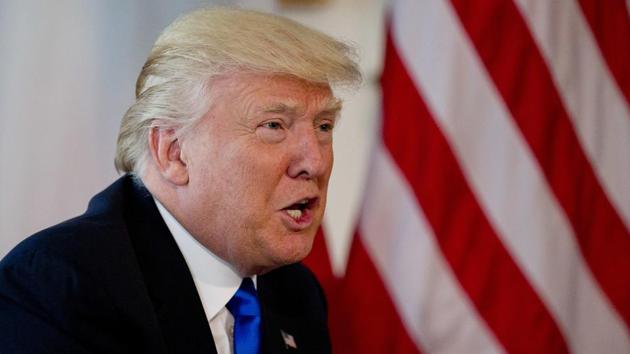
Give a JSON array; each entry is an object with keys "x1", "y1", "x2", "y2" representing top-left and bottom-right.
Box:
[
  {"x1": 251, "y1": 221, "x2": 318, "y2": 271},
  {"x1": 270, "y1": 233, "x2": 315, "y2": 267}
]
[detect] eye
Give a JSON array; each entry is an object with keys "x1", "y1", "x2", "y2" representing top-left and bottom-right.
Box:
[
  {"x1": 318, "y1": 122, "x2": 334, "y2": 132},
  {"x1": 315, "y1": 120, "x2": 335, "y2": 144},
  {"x1": 262, "y1": 121, "x2": 283, "y2": 130},
  {"x1": 257, "y1": 120, "x2": 287, "y2": 143}
]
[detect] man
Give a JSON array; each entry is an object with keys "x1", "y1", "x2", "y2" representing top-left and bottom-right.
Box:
[{"x1": 0, "y1": 7, "x2": 360, "y2": 354}]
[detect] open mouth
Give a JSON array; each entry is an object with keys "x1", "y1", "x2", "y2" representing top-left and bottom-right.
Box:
[{"x1": 282, "y1": 197, "x2": 319, "y2": 222}]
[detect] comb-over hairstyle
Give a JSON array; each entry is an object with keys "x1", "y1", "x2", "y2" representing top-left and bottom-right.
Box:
[{"x1": 115, "y1": 7, "x2": 362, "y2": 175}]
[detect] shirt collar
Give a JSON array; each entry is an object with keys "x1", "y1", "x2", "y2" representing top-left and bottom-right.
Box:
[{"x1": 153, "y1": 198, "x2": 256, "y2": 321}]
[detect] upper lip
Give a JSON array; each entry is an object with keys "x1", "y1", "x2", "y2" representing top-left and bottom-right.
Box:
[{"x1": 281, "y1": 196, "x2": 320, "y2": 210}]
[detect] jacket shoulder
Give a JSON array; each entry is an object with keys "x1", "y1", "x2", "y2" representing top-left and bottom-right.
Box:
[
  {"x1": 0, "y1": 218, "x2": 126, "y2": 353},
  {"x1": 0, "y1": 176, "x2": 161, "y2": 353},
  {"x1": 1, "y1": 175, "x2": 140, "y2": 276}
]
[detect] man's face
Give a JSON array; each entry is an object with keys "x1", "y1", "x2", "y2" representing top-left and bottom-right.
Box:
[{"x1": 179, "y1": 73, "x2": 339, "y2": 275}]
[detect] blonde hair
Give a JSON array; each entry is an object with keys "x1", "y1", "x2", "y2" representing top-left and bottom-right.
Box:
[{"x1": 115, "y1": 6, "x2": 362, "y2": 175}]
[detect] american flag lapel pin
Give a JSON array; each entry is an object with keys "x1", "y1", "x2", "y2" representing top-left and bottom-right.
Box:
[{"x1": 280, "y1": 330, "x2": 297, "y2": 349}]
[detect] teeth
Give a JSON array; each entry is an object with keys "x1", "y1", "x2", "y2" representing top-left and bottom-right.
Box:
[{"x1": 287, "y1": 209, "x2": 303, "y2": 220}]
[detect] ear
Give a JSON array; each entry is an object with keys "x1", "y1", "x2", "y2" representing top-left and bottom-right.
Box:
[{"x1": 148, "y1": 126, "x2": 189, "y2": 185}]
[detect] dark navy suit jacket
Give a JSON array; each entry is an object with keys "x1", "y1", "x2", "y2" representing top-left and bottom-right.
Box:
[{"x1": 0, "y1": 176, "x2": 331, "y2": 354}]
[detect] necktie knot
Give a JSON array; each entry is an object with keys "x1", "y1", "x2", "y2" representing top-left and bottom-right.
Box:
[{"x1": 227, "y1": 278, "x2": 261, "y2": 354}]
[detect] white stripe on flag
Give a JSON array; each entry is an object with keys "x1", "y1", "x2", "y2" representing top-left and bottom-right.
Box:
[
  {"x1": 514, "y1": 0, "x2": 630, "y2": 229},
  {"x1": 391, "y1": 0, "x2": 630, "y2": 352},
  {"x1": 360, "y1": 146, "x2": 504, "y2": 354}
]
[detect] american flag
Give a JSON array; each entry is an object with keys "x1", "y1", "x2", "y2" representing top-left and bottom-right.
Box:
[{"x1": 304, "y1": 0, "x2": 630, "y2": 353}]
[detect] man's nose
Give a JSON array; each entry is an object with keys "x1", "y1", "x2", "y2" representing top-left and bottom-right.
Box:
[{"x1": 287, "y1": 127, "x2": 330, "y2": 180}]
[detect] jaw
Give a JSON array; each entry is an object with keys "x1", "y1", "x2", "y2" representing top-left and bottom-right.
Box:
[{"x1": 244, "y1": 222, "x2": 319, "y2": 276}]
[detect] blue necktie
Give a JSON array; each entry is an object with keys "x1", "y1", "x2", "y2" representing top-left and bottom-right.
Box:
[{"x1": 227, "y1": 278, "x2": 261, "y2": 354}]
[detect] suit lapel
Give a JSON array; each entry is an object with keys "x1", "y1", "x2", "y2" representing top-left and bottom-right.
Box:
[
  {"x1": 259, "y1": 308, "x2": 303, "y2": 353},
  {"x1": 256, "y1": 264, "x2": 332, "y2": 354},
  {"x1": 257, "y1": 275, "x2": 304, "y2": 354},
  {"x1": 123, "y1": 179, "x2": 217, "y2": 354}
]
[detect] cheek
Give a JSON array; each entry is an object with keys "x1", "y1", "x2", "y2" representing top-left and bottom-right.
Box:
[{"x1": 219, "y1": 147, "x2": 287, "y2": 216}]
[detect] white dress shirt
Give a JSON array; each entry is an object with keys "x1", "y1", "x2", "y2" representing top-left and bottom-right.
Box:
[{"x1": 154, "y1": 199, "x2": 256, "y2": 354}]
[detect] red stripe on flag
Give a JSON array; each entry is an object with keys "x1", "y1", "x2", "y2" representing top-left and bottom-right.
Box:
[
  {"x1": 576, "y1": 0, "x2": 630, "y2": 105},
  {"x1": 305, "y1": 229, "x2": 420, "y2": 353},
  {"x1": 336, "y1": 233, "x2": 422, "y2": 354},
  {"x1": 448, "y1": 0, "x2": 630, "y2": 330},
  {"x1": 383, "y1": 32, "x2": 569, "y2": 353}
]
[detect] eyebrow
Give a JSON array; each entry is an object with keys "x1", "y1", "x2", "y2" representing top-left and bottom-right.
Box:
[
  {"x1": 262, "y1": 103, "x2": 298, "y2": 115},
  {"x1": 261, "y1": 98, "x2": 343, "y2": 116},
  {"x1": 321, "y1": 98, "x2": 343, "y2": 115}
]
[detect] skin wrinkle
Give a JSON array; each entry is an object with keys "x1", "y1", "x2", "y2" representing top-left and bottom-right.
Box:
[{"x1": 145, "y1": 72, "x2": 338, "y2": 276}]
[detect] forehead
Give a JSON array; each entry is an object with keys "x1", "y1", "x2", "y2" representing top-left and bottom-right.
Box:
[{"x1": 211, "y1": 73, "x2": 339, "y2": 116}]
